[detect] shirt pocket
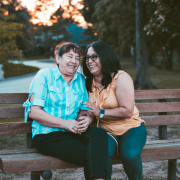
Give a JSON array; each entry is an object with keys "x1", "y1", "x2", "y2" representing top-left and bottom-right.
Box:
[
  {"x1": 73, "y1": 89, "x2": 84, "y2": 104},
  {"x1": 48, "y1": 86, "x2": 64, "y2": 105}
]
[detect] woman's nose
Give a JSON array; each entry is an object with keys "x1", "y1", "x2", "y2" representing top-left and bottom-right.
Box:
[
  {"x1": 88, "y1": 58, "x2": 94, "y2": 63},
  {"x1": 71, "y1": 57, "x2": 76, "y2": 63}
]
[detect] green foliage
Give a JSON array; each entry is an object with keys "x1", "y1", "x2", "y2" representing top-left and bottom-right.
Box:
[
  {"x1": 145, "y1": 0, "x2": 180, "y2": 69},
  {"x1": 145, "y1": 0, "x2": 180, "y2": 35},
  {"x1": 93, "y1": 0, "x2": 136, "y2": 54},
  {"x1": 0, "y1": 0, "x2": 24, "y2": 65},
  {"x1": 81, "y1": 0, "x2": 155, "y2": 55},
  {"x1": 1, "y1": 0, "x2": 33, "y2": 52}
]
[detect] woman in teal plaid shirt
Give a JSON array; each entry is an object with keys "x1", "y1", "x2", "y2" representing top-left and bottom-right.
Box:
[{"x1": 23, "y1": 42, "x2": 108, "y2": 180}]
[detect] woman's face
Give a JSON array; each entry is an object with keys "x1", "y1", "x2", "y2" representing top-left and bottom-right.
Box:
[
  {"x1": 56, "y1": 49, "x2": 80, "y2": 77},
  {"x1": 86, "y1": 47, "x2": 102, "y2": 76}
]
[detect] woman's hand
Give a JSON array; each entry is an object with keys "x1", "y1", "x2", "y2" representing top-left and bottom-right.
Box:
[
  {"x1": 64, "y1": 120, "x2": 81, "y2": 134},
  {"x1": 84, "y1": 102, "x2": 100, "y2": 117},
  {"x1": 77, "y1": 115, "x2": 92, "y2": 133}
]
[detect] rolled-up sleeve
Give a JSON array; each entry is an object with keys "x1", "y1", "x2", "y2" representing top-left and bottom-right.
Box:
[{"x1": 23, "y1": 69, "x2": 48, "y2": 122}]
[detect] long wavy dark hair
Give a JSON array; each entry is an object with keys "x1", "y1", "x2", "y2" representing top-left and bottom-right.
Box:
[{"x1": 83, "y1": 41, "x2": 122, "y2": 92}]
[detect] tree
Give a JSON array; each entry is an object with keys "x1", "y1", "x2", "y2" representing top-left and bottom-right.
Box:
[
  {"x1": 0, "y1": 0, "x2": 24, "y2": 65},
  {"x1": 80, "y1": 0, "x2": 156, "y2": 89},
  {"x1": 145, "y1": 0, "x2": 180, "y2": 70},
  {"x1": 79, "y1": 0, "x2": 99, "y2": 43},
  {"x1": 33, "y1": 5, "x2": 73, "y2": 57},
  {"x1": 134, "y1": 0, "x2": 155, "y2": 89},
  {"x1": 1, "y1": 0, "x2": 33, "y2": 54}
]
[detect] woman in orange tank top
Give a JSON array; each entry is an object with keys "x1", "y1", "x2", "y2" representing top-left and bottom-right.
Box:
[{"x1": 82, "y1": 41, "x2": 147, "y2": 180}]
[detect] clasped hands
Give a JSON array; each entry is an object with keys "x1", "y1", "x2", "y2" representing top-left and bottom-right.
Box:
[
  {"x1": 64, "y1": 102, "x2": 99, "y2": 134},
  {"x1": 64, "y1": 113, "x2": 92, "y2": 134}
]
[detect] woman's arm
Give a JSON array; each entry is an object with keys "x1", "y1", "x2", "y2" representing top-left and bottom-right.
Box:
[
  {"x1": 85, "y1": 72, "x2": 134, "y2": 120},
  {"x1": 29, "y1": 94, "x2": 80, "y2": 134}
]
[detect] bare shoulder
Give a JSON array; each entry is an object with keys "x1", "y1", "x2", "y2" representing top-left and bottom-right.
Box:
[{"x1": 116, "y1": 71, "x2": 133, "y2": 88}]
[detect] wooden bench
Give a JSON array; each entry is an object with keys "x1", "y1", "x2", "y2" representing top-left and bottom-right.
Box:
[{"x1": 0, "y1": 89, "x2": 180, "y2": 180}]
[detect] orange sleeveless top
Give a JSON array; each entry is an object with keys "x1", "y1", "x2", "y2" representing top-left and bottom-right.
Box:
[{"x1": 89, "y1": 70, "x2": 144, "y2": 136}]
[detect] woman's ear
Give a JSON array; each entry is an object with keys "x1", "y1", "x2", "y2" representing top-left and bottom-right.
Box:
[{"x1": 55, "y1": 54, "x2": 60, "y2": 64}]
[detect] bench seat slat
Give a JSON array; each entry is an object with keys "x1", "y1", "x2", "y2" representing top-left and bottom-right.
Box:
[
  {"x1": 0, "y1": 93, "x2": 28, "y2": 104},
  {"x1": 141, "y1": 114, "x2": 180, "y2": 126},
  {"x1": 0, "y1": 149, "x2": 37, "y2": 155},
  {"x1": 136, "y1": 102, "x2": 180, "y2": 113},
  {"x1": 0, "y1": 107, "x2": 24, "y2": 119},
  {"x1": 0, "y1": 122, "x2": 32, "y2": 135},
  {"x1": 1, "y1": 143, "x2": 180, "y2": 173},
  {"x1": 135, "y1": 89, "x2": 180, "y2": 100}
]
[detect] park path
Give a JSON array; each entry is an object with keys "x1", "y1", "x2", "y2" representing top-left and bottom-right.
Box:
[{"x1": 0, "y1": 60, "x2": 83, "y2": 93}]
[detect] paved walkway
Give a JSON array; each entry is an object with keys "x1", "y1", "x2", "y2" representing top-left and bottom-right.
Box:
[{"x1": 0, "y1": 60, "x2": 83, "y2": 93}]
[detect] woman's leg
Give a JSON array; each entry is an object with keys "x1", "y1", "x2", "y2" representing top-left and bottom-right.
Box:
[
  {"x1": 77, "y1": 127, "x2": 108, "y2": 180},
  {"x1": 33, "y1": 131, "x2": 87, "y2": 165},
  {"x1": 106, "y1": 134, "x2": 118, "y2": 180},
  {"x1": 118, "y1": 123, "x2": 147, "y2": 180},
  {"x1": 33, "y1": 127, "x2": 108, "y2": 180}
]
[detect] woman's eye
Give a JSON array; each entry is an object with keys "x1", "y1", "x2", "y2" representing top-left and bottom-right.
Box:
[{"x1": 68, "y1": 56, "x2": 72, "y2": 58}]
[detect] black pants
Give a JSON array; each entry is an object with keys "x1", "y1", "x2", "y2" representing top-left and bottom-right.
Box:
[
  {"x1": 33, "y1": 127, "x2": 108, "y2": 180},
  {"x1": 107, "y1": 123, "x2": 147, "y2": 180}
]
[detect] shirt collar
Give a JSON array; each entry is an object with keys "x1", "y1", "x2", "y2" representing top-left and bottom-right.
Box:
[{"x1": 52, "y1": 65, "x2": 78, "y2": 82}]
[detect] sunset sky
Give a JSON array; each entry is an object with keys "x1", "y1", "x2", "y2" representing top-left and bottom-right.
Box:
[{"x1": 20, "y1": 0, "x2": 86, "y2": 26}]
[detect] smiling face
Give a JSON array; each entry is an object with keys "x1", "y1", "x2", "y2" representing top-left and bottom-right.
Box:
[
  {"x1": 86, "y1": 47, "x2": 102, "y2": 76},
  {"x1": 56, "y1": 49, "x2": 80, "y2": 78}
]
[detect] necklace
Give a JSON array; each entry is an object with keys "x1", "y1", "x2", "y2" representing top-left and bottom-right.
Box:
[{"x1": 96, "y1": 85, "x2": 105, "y2": 94}]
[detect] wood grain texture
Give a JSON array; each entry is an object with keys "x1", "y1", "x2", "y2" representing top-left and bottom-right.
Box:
[
  {"x1": 0, "y1": 122, "x2": 32, "y2": 135},
  {"x1": 141, "y1": 114, "x2": 180, "y2": 126},
  {"x1": 0, "y1": 149, "x2": 37, "y2": 155},
  {"x1": 136, "y1": 102, "x2": 180, "y2": 113},
  {"x1": 0, "y1": 114, "x2": 180, "y2": 136},
  {"x1": 0, "y1": 93, "x2": 28, "y2": 104},
  {"x1": 1, "y1": 142, "x2": 180, "y2": 173},
  {"x1": 135, "y1": 89, "x2": 180, "y2": 100},
  {"x1": 0, "y1": 107, "x2": 24, "y2": 118}
]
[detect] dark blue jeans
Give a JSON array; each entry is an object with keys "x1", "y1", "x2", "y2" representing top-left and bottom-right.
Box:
[{"x1": 107, "y1": 123, "x2": 147, "y2": 180}]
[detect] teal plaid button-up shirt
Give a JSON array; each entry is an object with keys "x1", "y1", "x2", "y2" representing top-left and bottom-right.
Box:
[{"x1": 23, "y1": 65, "x2": 89, "y2": 138}]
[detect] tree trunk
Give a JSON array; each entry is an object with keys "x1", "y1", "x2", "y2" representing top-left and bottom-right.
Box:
[
  {"x1": 166, "y1": 44, "x2": 173, "y2": 70},
  {"x1": 134, "y1": 0, "x2": 155, "y2": 90}
]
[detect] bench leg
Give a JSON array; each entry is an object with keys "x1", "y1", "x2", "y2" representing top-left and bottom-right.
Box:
[
  {"x1": 168, "y1": 159, "x2": 177, "y2": 180},
  {"x1": 31, "y1": 171, "x2": 40, "y2": 180}
]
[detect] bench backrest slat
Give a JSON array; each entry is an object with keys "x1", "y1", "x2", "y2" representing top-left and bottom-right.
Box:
[
  {"x1": 0, "y1": 89, "x2": 179, "y2": 104},
  {"x1": 0, "y1": 93, "x2": 28, "y2": 104},
  {"x1": 0, "y1": 107, "x2": 24, "y2": 119},
  {"x1": 135, "y1": 89, "x2": 180, "y2": 100},
  {"x1": 0, "y1": 122, "x2": 32, "y2": 135},
  {"x1": 0, "y1": 114, "x2": 180, "y2": 135},
  {"x1": 141, "y1": 114, "x2": 180, "y2": 126},
  {"x1": 136, "y1": 102, "x2": 180, "y2": 113}
]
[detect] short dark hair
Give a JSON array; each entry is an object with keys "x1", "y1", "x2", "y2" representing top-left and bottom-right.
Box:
[
  {"x1": 54, "y1": 42, "x2": 82, "y2": 57},
  {"x1": 83, "y1": 41, "x2": 122, "y2": 92}
]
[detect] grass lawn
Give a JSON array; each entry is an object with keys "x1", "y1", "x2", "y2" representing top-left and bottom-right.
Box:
[
  {"x1": 4, "y1": 63, "x2": 39, "y2": 78},
  {"x1": 120, "y1": 57, "x2": 180, "y2": 89}
]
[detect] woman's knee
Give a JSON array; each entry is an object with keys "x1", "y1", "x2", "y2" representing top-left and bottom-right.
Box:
[
  {"x1": 120, "y1": 151, "x2": 141, "y2": 164},
  {"x1": 88, "y1": 127, "x2": 108, "y2": 139}
]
